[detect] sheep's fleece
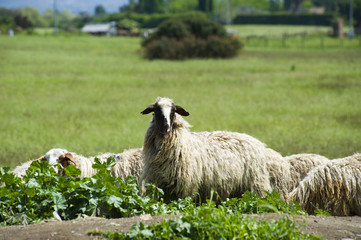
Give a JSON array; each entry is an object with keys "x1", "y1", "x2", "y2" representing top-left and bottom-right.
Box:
[{"x1": 288, "y1": 153, "x2": 361, "y2": 216}]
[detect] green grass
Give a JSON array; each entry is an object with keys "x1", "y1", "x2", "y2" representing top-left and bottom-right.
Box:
[
  {"x1": 0, "y1": 30, "x2": 360, "y2": 168},
  {"x1": 228, "y1": 24, "x2": 331, "y2": 36}
]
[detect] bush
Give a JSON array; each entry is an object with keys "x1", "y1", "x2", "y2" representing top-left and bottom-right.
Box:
[
  {"x1": 154, "y1": 18, "x2": 190, "y2": 40},
  {"x1": 117, "y1": 18, "x2": 140, "y2": 30},
  {"x1": 142, "y1": 15, "x2": 243, "y2": 60}
]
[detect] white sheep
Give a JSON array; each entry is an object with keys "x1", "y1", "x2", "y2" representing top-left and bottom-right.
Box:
[
  {"x1": 10, "y1": 149, "x2": 68, "y2": 177},
  {"x1": 110, "y1": 148, "x2": 143, "y2": 182},
  {"x1": 285, "y1": 153, "x2": 329, "y2": 191},
  {"x1": 41, "y1": 148, "x2": 143, "y2": 182},
  {"x1": 288, "y1": 153, "x2": 361, "y2": 216},
  {"x1": 139, "y1": 97, "x2": 292, "y2": 201},
  {"x1": 11, "y1": 160, "x2": 37, "y2": 177}
]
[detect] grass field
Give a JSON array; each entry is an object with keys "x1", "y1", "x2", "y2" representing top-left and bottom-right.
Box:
[{"x1": 1, "y1": 26, "x2": 360, "y2": 168}]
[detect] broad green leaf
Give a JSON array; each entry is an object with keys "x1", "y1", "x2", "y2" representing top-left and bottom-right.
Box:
[{"x1": 51, "y1": 192, "x2": 67, "y2": 211}]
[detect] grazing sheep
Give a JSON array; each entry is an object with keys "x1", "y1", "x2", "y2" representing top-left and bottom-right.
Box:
[
  {"x1": 11, "y1": 160, "x2": 40, "y2": 177},
  {"x1": 110, "y1": 148, "x2": 143, "y2": 182},
  {"x1": 140, "y1": 97, "x2": 292, "y2": 201},
  {"x1": 10, "y1": 149, "x2": 66, "y2": 177},
  {"x1": 41, "y1": 148, "x2": 143, "y2": 182},
  {"x1": 285, "y1": 153, "x2": 329, "y2": 191},
  {"x1": 42, "y1": 148, "x2": 69, "y2": 165},
  {"x1": 288, "y1": 153, "x2": 361, "y2": 216}
]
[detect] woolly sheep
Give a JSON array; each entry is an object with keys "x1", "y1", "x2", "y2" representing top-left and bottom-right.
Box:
[
  {"x1": 11, "y1": 160, "x2": 40, "y2": 177},
  {"x1": 140, "y1": 97, "x2": 292, "y2": 201},
  {"x1": 288, "y1": 153, "x2": 361, "y2": 216},
  {"x1": 285, "y1": 153, "x2": 329, "y2": 191},
  {"x1": 10, "y1": 149, "x2": 67, "y2": 177},
  {"x1": 42, "y1": 148, "x2": 143, "y2": 182},
  {"x1": 110, "y1": 148, "x2": 143, "y2": 182}
]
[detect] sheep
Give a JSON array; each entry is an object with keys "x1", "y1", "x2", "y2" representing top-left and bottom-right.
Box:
[
  {"x1": 11, "y1": 160, "x2": 39, "y2": 177},
  {"x1": 40, "y1": 148, "x2": 143, "y2": 182},
  {"x1": 110, "y1": 148, "x2": 143, "y2": 182},
  {"x1": 288, "y1": 153, "x2": 361, "y2": 216},
  {"x1": 10, "y1": 149, "x2": 68, "y2": 177},
  {"x1": 284, "y1": 153, "x2": 329, "y2": 191},
  {"x1": 139, "y1": 97, "x2": 292, "y2": 201}
]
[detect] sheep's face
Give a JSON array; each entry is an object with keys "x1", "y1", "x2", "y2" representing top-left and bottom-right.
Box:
[
  {"x1": 141, "y1": 97, "x2": 189, "y2": 135},
  {"x1": 44, "y1": 148, "x2": 69, "y2": 165}
]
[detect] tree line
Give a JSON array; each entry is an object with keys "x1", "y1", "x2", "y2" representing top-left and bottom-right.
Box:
[{"x1": 0, "y1": 0, "x2": 360, "y2": 33}]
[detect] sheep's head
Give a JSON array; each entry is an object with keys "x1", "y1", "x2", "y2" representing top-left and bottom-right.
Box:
[
  {"x1": 58, "y1": 153, "x2": 76, "y2": 176},
  {"x1": 43, "y1": 148, "x2": 69, "y2": 165},
  {"x1": 141, "y1": 97, "x2": 189, "y2": 135},
  {"x1": 38, "y1": 149, "x2": 76, "y2": 176}
]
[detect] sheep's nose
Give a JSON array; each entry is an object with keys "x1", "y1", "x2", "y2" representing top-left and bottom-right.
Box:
[
  {"x1": 160, "y1": 121, "x2": 170, "y2": 135},
  {"x1": 161, "y1": 124, "x2": 170, "y2": 134}
]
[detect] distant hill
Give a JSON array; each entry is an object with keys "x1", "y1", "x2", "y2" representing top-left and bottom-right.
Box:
[{"x1": 0, "y1": 0, "x2": 127, "y2": 14}]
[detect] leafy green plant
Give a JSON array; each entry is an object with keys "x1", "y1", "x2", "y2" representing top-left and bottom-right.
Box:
[
  {"x1": 222, "y1": 191, "x2": 307, "y2": 215},
  {"x1": 1, "y1": 159, "x2": 309, "y2": 226},
  {"x1": 104, "y1": 201, "x2": 319, "y2": 240},
  {"x1": 314, "y1": 208, "x2": 331, "y2": 216},
  {"x1": 0, "y1": 159, "x2": 320, "y2": 239},
  {"x1": 0, "y1": 159, "x2": 171, "y2": 225}
]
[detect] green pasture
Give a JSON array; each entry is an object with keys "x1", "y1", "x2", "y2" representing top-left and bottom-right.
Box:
[
  {"x1": 0, "y1": 26, "x2": 360, "y2": 168},
  {"x1": 229, "y1": 24, "x2": 331, "y2": 36}
]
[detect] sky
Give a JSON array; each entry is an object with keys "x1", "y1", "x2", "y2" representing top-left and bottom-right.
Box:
[{"x1": 0, "y1": 0, "x2": 128, "y2": 14}]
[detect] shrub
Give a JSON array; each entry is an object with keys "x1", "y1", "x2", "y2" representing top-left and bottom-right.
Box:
[
  {"x1": 144, "y1": 37, "x2": 185, "y2": 60},
  {"x1": 154, "y1": 18, "x2": 190, "y2": 40},
  {"x1": 117, "y1": 18, "x2": 140, "y2": 30},
  {"x1": 142, "y1": 15, "x2": 243, "y2": 60}
]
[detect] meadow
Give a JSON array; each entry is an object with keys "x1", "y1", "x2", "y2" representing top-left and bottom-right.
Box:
[{"x1": 0, "y1": 25, "x2": 360, "y2": 168}]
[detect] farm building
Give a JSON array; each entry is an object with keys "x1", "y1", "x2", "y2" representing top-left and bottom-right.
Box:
[{"x1": 81, "y1": 22, "x2": 117, "y2": 36}]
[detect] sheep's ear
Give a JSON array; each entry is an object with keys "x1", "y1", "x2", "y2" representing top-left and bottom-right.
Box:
[
  {"x1": 59, "y1": 153, "x2": 75, "y2": 167},
  {"x1": 141, "y1": 104, "x2": 155, "y2": 115},
  {"x1": 37, "y1": 156, "x2": 47, "y2": 161},
  {"x1": 175, "y1": 105, "x2": 190, "y2": 116}
]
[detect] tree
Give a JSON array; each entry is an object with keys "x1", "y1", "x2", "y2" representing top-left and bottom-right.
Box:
[
  {"x1": 18, "y1": 6, "x2": 46, "y2": 27},
  {"x1": 95, "y1": 5, "x2": 106, "y2": 16},
  {"x1": 269, "y1": 0, "x2": 282, "y2": 11},
  {"x1": 311, "y1": 0, "x2": 361, "y2": 24},
  {"x1": 284, "y1": 0, "x2": 305, "y2": 12},
  {"x1": 138, "y1": 0, "x2": 165, "y2": 13},
  {"x1": 0, "y1": 15, "x2": 15, "y2": 32},
  {"x1": 14, "y1": 15, "x2": 33, "y2": 29},
  {"x1": 198, "y1": 0, "x2": 214, "y2": 14}
]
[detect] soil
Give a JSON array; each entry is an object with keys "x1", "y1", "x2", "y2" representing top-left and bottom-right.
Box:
[{"x1": 0, "y1": 213, "x2": 361, "y2": 240}]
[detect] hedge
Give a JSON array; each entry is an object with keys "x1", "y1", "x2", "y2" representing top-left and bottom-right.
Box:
[{"x1": 233, "y1": 13, "x2": 336, "y2": 26}]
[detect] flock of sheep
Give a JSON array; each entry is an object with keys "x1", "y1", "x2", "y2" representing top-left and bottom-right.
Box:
[{"x1": 12, "y1": 97, "x2": 361, "y2": 216}]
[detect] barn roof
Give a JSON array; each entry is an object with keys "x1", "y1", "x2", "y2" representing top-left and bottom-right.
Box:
[{"x1": 81, "y1": 22, "x2": 116, "y2": 33}]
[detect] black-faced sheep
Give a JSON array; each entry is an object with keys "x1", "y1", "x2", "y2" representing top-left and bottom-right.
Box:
[
  {"x1": 140, "y1": 97, "x2": 292, "y2": 201},
  {"x1": 288, "y1": 153, "x2": 361, "y2": 216}
]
